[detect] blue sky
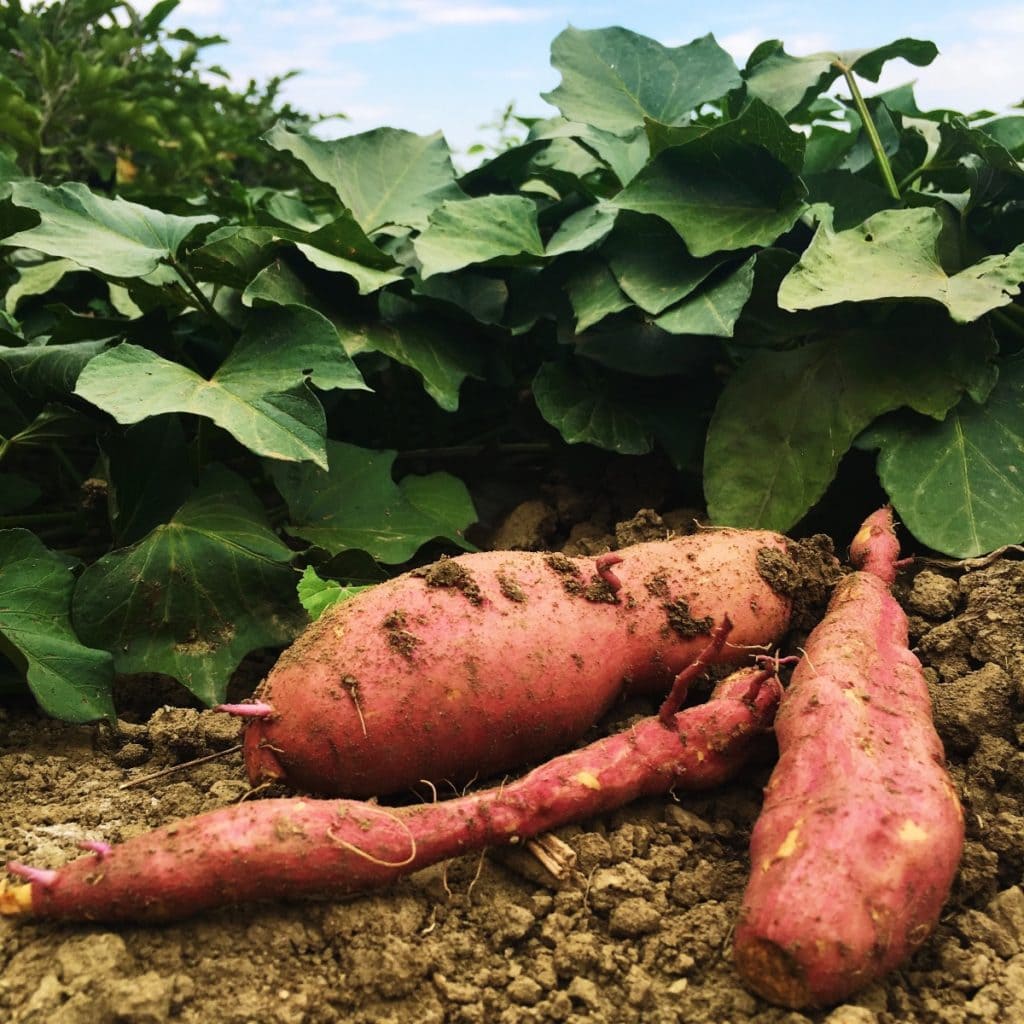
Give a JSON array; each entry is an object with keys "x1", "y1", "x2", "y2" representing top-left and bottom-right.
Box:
[{"x1": 159, "y1": 1, "x2": 1023, "y2": 160}]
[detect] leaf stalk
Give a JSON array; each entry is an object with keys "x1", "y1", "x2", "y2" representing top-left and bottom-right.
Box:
[{"x1": 833, "y1": 60, "x2": 901, "y2": 201}]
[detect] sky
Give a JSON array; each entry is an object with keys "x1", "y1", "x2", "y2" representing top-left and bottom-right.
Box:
[{"x1": 155, "y1": 1, "x2": 1023, "y2": 161}]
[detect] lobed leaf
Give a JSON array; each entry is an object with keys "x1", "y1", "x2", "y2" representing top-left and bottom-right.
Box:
[
  {"x1": 779, "y1": 208, "x2": 1024, "y2": 323},
  {"x1": 864, "y1": 356, "x2": 1024, "y2": 558},
  {"x1": 72, "y1": 467, "x2": 304, "y2": 706},
  {"x1": 269, "y1": 441, "x2": 477, "y2": 563},
  {"x1": 75, "y1": 306, "x2": 367, "y2": 468},
  {"x1": 542, "y1": 27, "x2": 741, "y2": 136},
  {"x1": 614, "y1": 100, "x2": 807, "y2": 257},
  {"x1": 704, "y1": 317, "x2": 998, "y2": 530},
  {"x1": 413, "y1": 195, "x2": 544, "y2": 278},
  {"x1": 0, "y1": 529, "x2": 114, "y2": 722},
  {"x1": 264, "y1": 122, "x2": 464, "y2": 233},
  {"x1": 4, "y1": 181, "x2": 217, "y2": 277}
]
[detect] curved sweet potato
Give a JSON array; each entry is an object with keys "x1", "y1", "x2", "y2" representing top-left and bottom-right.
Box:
[
  {"x1": 733, "y1": 508, "x2": 964, "y2": 1009},
  {"x1": 244, "y1": 530, "x2": 802, "y2": 797},
  {"x1": 2, "y1": 667, "x2": 782, "y2": 923}
]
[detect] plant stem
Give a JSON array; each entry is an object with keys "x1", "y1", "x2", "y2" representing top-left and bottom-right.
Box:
[
  {"x1": 833, "y1": 60, "x2": 901, "y2": 201},
  {"x1": 165, "y1": 257, "x2": 235, "y2": 339},
  {"x1": 993, "y1": 308, "x2": 1024, "y2": 341}
]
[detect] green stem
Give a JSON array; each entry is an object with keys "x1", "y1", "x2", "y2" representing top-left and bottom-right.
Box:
[
  {"x1": 166, "y1": 257, "x2": 235, "y2": 338},
  {"x1": 993, "y1": 308, "x2": 1024, "y2": 341},
  {"x1": 834, "y1": 60, "x2": 901, "y2": 201}
]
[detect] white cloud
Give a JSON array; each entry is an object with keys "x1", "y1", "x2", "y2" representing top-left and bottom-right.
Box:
[{"x1": 717, "y1": 28, "x2": 835, "y2": 65}]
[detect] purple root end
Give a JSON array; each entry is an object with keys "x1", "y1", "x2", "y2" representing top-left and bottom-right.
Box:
[
  {"x1": 213, "y1": 702, "x2": 275, "y2": 719},
  {"x1": 6, "y1": 862, "x2": 58, "y2": 888},
  {"x1": 78, "y1": 840, "x2": 112, "y2": 859}
]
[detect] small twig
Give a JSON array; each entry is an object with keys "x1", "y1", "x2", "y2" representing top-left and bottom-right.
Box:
[{"x1": 118, "y1": 745, "x2": 243, "y2": 790}]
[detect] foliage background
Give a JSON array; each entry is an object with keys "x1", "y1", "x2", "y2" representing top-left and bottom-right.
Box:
[{"x1": 1, "y1": 0, "x2": 1023, "y2": 722}]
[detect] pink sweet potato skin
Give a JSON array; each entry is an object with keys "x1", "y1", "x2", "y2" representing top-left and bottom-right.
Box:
[
  {"x1": 733, "y1": 510, "x2": 964, "y2": 1009},
  {"x1": 7, "y1": 668, "x2": 781, "y2": 923},
  {"x1": 245, "y1": 530, "x2": 797, "y2": 797}
]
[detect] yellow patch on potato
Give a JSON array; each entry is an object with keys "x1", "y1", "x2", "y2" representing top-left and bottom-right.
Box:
[
  {"x1": 762, "y1": 821, "x2": 803, "y2": 871},
  {"x1": 898, "y1": 819, "x2": 929, "y2": 843},
  {"x1": 574, "y1": 771, "x2": 601, "y2": 790}
]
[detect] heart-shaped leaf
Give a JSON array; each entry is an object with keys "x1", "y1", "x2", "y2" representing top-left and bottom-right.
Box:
[
  {"x1": 4, "y1": 181, "x2": 216, "y2": 277},
  {"x1": 269, "y1": 440, "x2": 477, "y2": 563},
  {"x1": 0, "y1": 529, "x2": 114, "y2": 722},
  {"x1": 72, "y1": 467, "x2": 304, "y2": 706}
]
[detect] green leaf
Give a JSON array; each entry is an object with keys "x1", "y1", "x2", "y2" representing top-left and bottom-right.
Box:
[
  {"x1": 264, "y1": 122, "x2": 464, "y2": 233},
  {"x1": 779, "y1": 208, "x2": 1024, "y2": 323},
  {"x1": 705, "y1": 317, "x2": 999, "y2": 530},
  {"x1": 530, "y1": 120, "x2": 650, "y2": 186},
  {"x1": 542, "y1": 27, "x2": 741, "y2": 136},
  {"x1": 4, "y1": 181, "x2": 217, "y2": 277},
  {"x1": 865, "y1": 356, "x2": 1024, "y2": 558},
  {"x1": 0, "y1": 339, "x2": 109, "y2": 401},
  {"x1": 566, "y1": 258, "x2": 633, "y2": 332},
  {"x1": 614, "y1": 100, "x2": 807, "y2": 257},
  {"x1": 604, "y1": 214, "x2": 729, "y2": 315},
  {"x1": 532, "y1": 360, "x2": 653, "y2": 454},
  {"x1": 269, "y1": 440, "x2": 477, "y2": 563},
  {"x1": 0, "y1": 529, "x2": 114, "y2": 723},
  {"x1": 413, "y1": 195, "x2": 544, "y2": 278},
  {"x1": 5, "y1": 257, "x2": 81, "y2": 313},
  {"x1": 75, "y1": 306, "x2": 367, "y2": 467},
  {"x1": 296, "y1": 565, "x2": 371, "y2": 622},
  {"x1": 744, "y1": 38, "x2": 938, "y2": 118},
  {"x1": 339, "y1": 315, "x2": 484, "y2": 413},
  {"x1": 102, "y1": 417, "x2": 193, "y2": 545},
  {"x1": 654, "y1": 257, "x2": 756, "y2": 336},
  {"x1": 545, "y1": 202, "x2": 618, "y2": 257},
  {"x1": 72, "y1": 467, "x2": 303, "y2": 706},
  {"x1": 574, "y1": 320, "x2": 718, "y2": 377}
]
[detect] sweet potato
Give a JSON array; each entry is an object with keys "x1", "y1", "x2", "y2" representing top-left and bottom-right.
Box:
[
  {"x1": 243, "y1": 529, "x2": 809, "y2": 797},
  {"x1": 733, "y1": 508, "x2": 964, "y2": 1009},
  {"x1": 1, "y1": 665, "x2": 782, "y2": 923}
]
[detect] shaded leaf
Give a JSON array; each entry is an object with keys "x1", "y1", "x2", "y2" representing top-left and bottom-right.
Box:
[
  {"x1": 269, "y1": 441, "x2": 477, "y2": 563},
  {"x1": 615, "y1": 100, "x2": 807, "y2": 256},
  {"x1": 72, "y1": 467, "x2": 303, "y2": 706},
  {"x1": 0, "y1": 529, "x2": 114, "y2": 722},
  {"x1": 779, "y1": 207, "x2": 1024, "y2": 323},
  {"x1": 705, "y1": 317, "x2": 999, "y2": 530},
  {"x1": 0, "y1": 339, "x2": 109, "y2": 401},
  {"x1": 604, "y1": 214, "x2": 729, "y2": 315},
  {"x1": 864, "y1": 355, "x2": 1024, "y2": 557},
  {"x1": 542, "y1": 27, "x2": 741, "y2": 136},
  {"x1": 413, "y1": 195, "x2": 544, "y2": 278},
  {"x1": 532, "y1": 360, "x2": 653, "y2": 454},
  {"x1": 566, "y1": 258, "x2": 632, "y2": 332},
  {"x1": 655, "y1": 257, "x2": 756, "y2": 336},
  {"x1": 5, "y1": 257, "x2": 81, "y2": 313},
  {"x1": 4, "y1": 181, "x2": 216, "y2": 277}
]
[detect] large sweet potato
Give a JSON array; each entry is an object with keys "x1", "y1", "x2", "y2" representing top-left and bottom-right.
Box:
[
  {"x1": 733, "y1": 509, "x2": 964, "y2": 1008},
  {"x1": 243, "y1": 529, "x2": 809, "y2": 797}
]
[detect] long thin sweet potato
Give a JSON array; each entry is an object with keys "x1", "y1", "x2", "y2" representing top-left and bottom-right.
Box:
[
  {"x1": 2, "y1": 666, "x2": 782, "y2": 923},
  {"x1": 243, "y1": 529, "x2": 813, "y2": 797},
  {"x1": 733, "y1": 508, "x2": 964, "y2": 1009}
]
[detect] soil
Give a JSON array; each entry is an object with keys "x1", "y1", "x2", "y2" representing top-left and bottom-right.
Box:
[{"x1": 2, "y1": 507, "x2": 1024, "y2": 1024}]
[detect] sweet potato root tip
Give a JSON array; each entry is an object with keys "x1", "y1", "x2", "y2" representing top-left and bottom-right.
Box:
[{"x1": 732, "y1": 936, "x2": 813, "y2": 1009}]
